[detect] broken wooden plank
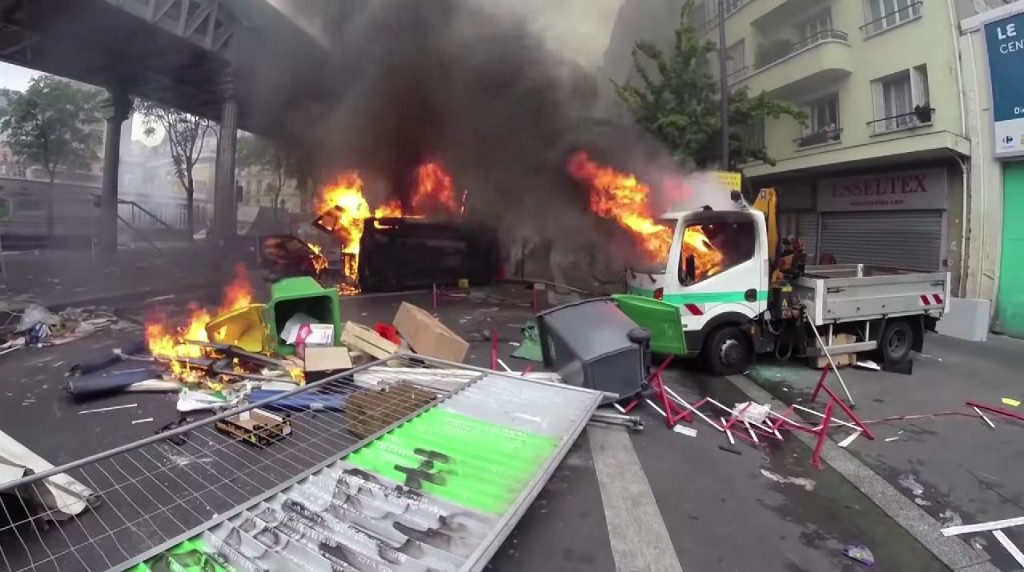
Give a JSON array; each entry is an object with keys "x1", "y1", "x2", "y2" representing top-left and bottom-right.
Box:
[{"x1": 341, "y1": 322, "x2": 399, "y2": 360}]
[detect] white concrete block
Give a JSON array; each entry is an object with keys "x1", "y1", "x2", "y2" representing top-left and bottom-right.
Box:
[{"x1": 936, "y1": 298, "x2": 991, "y2": 342}]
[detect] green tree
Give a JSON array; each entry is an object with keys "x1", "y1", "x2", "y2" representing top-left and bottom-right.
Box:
[
  {"x1": 237, "y1": 133, "x2": 304, "y2": 213},
  {"x1": 614, "y1": 0, "x2": 806, "y2": 169},
  {"x1": 136, "y1": 100, "x2": 213, "y2": 237}
]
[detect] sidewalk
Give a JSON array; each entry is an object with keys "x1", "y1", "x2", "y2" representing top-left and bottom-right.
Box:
[
  {"x1": 0, "y1": 244, "x2": 230, "y2": 313},
  {"x1": 745, "y1": 333, "x2": 1024, "y2": 571}
]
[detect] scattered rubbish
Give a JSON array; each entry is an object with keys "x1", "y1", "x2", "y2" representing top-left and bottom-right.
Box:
[
  {"x1": 993, "y1": 530, "x2": 1024, "y2": 567},
  {"x1": 732, "y1": 401, "x2": 772, "y2": 425},
  {"x1": 497, "y1": 358, "x2": 512, "y2": 372},
  {"x1": 214, "y1": 408, "x2": 292, "y2": 447},
  {"x1": 0, "y1": 428, "x2": 98, "y2": 520},
  {"x1": 65, "y1": 368, "x2": 165, "y2": 399},
  {"x1": 718, "y1": 445, "x2": 742, "y2": 455},
  {"x1": 914, "y1": 497, "x2": 932, "y2": 506},
  {"x1": 970, "y1": 536, "x2": 988, "y2": 551},
  {"x1": 1001, "y1": 398, "x2": 1021, "y2": 408},
  {"x1": 303, "y1": 346, "x2": 352, "y2": 383},
  {"x1": 759, "y1": 469, "x2": 816, "y2": 491},
  {"x1": 16, "y1": 304, "x2": 60, "y2": 333},
  {"x1": 341, "y1": 321, "x2": 398, "y2": 359},
  {"x1": 898, "y1": 474, "x2": 925, "y2": 496},
  {"x1": 855, "y1": 360, "x2": 881, "y2": 371},
  {"x1": 66, "y1": 340, "x2": 148, "y2": 376},
  {"x1": 206, "y1": 304, "x2": 269, "y2": 353},
  {"x1": 176, "y1": 388, "x2": 239, "y2": 413},
  {"x1": 510, "y1": 322, "x2": 543, "y2": 362},
  {"x1": 131, "y1": 418, "x2": 154, "y2": 425},
  {"x1": 842, "y1": 544, "x2": 875, "y2": 566},
  {"x1": 972, "y1": 406, "x2": 996, "y2": 429},
  {"x1": 837, "y1": 431, "x2": 863, "y2": 448},
  {"x1": 966, "y1": 401, "x2": 1024, "y2": 425},
  {"x1": 884, "y1": 436, "x2": 900, "y2": 442},
  {"x1": 156, "y1": 418, "x2": 191, "y2": 446},
  {"x1": 672, "y1": 425, "x2": 697, "y2": 437},
  {"x1": 882, "y1": 359, "x2": 914, "y2": 375},
  {"x1": 78, "y1": 403, "x2": 137, "y2": 415},
  {"x1": 393, "y1": 301, "x2": 469, "y2": 362},
  {"x1": 249, "y1": 389, "x2": 346, "y2": 412},
  {"x1": 939, "y1": 509, "x2": 964, "y2": 528}
]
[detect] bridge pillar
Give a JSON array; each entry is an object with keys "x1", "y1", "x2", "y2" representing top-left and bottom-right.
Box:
[
  {"x1": 213, "y1": 96, "x2": 239, "y2": 239},
  {"x1": 98, "y1": 90, "x2": 132, "y2": 254}
]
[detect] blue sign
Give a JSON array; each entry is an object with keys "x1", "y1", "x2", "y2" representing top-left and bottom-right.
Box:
[{"x1": 985, "y1": 12, "x2": 1024, "y2": 157}]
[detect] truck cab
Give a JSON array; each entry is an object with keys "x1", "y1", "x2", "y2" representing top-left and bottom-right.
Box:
[{"x1": 627, "y1": 207, "x2": 770, "y2": 374}]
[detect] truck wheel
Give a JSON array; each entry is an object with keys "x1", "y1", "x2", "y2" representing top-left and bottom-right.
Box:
[
  {"x1": 879, "y1": 320, "x2": 913, "y2": 362},
  {"x1": 704, "y1": 326, "x2": 752, "y2": 376}
]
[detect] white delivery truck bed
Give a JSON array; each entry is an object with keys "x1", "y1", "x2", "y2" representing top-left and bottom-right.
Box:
[{"x1": 794, "y1": 264, "x2": 950, "y2": 326}]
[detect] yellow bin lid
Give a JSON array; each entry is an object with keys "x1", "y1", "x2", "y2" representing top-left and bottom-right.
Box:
[{"x1": 206, "y1": 303, "x2": 269, "y2": 353}]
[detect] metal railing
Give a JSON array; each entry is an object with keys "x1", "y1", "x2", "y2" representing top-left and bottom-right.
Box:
[
  {"x1": 754, "y1": 29, "x2": 849, "y2": 70},
  {"x1": 859, "y1": 1, "x2": 923, "y2": 36},
  {"x1": 794, "y1": 127, "x2": 843, "y2": 148},
  {"x1": 865, "y1": 107, "x2": 934, "y2": 134}
]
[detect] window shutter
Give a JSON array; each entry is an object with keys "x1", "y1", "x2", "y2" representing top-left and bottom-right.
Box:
[{"x1": 871, "y1": 81, "x2": 885, "y2": 125}]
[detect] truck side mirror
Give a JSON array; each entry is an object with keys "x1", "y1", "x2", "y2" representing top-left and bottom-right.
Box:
[{"x1": 684, "y1": 255, "x2": 696, "y2": 284}]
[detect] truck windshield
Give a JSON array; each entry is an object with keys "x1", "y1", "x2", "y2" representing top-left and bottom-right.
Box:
[
  {"x1": 630, "y1": 218, "x2": 676, "y2": 274},
  {"x1": 679, "y1": 219, "x2": 755, "y2": 284}
]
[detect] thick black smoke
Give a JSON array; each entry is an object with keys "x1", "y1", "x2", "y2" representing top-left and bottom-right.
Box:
[{"x1": 300, "y1": 1, "x2": 648, "y2": 241}]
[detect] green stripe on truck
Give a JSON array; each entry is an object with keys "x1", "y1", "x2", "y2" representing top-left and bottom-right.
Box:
[{"x1": 626, "y1": 287, "x2": 768, "y2": 304}]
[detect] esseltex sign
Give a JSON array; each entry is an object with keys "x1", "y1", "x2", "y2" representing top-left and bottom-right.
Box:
[
  {"x1": 985, "y1": 12, "x2": 1024, "y2": 158},
  {"x1": 817, "y1": 169, "x2": 949, "y2": 212}
]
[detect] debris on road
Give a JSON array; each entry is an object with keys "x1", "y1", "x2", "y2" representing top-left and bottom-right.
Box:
[
  {"x1": 78, "y1": 403, "x2": 137, "y2": 415},
  {"x1": 0, "y1": 428, "x2": 98, "y2": 521},
  {"x1": 1001, "y1": 397, "x2": 1021, "y2": 407},
  {"x1": 842, "y1": 544, "x2": 875, "y2": 566},
  {"x1": 855, "y1": 360, "x2": 881, "y2": 371},
  {"x1": 759, "y1": 469, "x2": 816, "y2": 491}
]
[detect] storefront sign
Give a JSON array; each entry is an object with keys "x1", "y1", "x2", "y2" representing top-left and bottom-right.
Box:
[
  {"x1": 986, "y1": 12, "x2": 1024, "y2": 158},
  {"x1": 817, "y1": 169, "x2": 948, "y2": 212},
  {"x1": 713, "y1": 171, "x2": 742, "y2": 191}
]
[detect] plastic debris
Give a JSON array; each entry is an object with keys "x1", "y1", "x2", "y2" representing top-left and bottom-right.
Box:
[
  {"x1": 855, "y1": 360, "x2": 881, "y2": 371},
  {"x1": 1001, "y1": 398, "x2": 1021, "y2": 408},
  {"x1": 842, "y1": 544, "x2": 875, "y2": 566},
  {"x1": 672, "y1": 425, "x2": 697, "y2": 437}
]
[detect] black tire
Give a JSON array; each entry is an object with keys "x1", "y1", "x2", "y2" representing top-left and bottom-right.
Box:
[
  {"x1": 703, "y1": 325, "x2": 752, "y2": 376},
  {"x1": 879, "y1": 319, "x2": 913, "y2": 362}
]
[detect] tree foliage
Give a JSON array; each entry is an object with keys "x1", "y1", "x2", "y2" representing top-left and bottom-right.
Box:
[
  {"x1": 237, "y1": 133, "x2": 297, "y2": 211},
  {"x1": 0, "y1": 76, "x2": 103, "y2": 183},
  {"x1": 614, "y1": 0, "x2": 806, "y2": 168},
  {"x1": 136, "y1": 100, "x2": 213, "y2": 236}
]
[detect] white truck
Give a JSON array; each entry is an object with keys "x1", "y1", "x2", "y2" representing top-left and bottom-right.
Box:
[{"x1": 625, "y1": 192, "x2": 949, "y2": 375}]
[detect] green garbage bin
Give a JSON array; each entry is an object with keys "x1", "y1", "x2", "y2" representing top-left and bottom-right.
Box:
[
  {"x1": 612, "y1": 294, "x2": 687, "y2": 356},
  {"x1": 266, "y1": 277, "x2": 342, "y2": 356}
]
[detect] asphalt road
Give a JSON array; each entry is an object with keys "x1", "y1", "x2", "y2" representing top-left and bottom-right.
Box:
[{"x1": 0, "y1": 286, "x2": 950, "y2": 571}]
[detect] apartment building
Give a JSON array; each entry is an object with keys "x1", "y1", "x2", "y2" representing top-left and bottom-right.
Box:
[{"x1": 683, "y1": 0, "x2": 968, "y2": 291}]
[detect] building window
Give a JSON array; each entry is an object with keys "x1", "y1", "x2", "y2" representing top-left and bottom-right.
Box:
[
  {"x1": 689, "y1": 1, "x2": 709, "y2": 32},
  {"x1": 798, "y1": 94, "x2": 842, "y2": 147},
  {"x1": 864, "y1": 0, "x2": 921, "y2": 35},
  {"x1": 870, "y1": 65, "x2": 930, "y2": 133},
  {"x1": 723, "y1": 0, "x2": 743, "y2": 16},
  {"x1": 802, "y1": 9, "x2": 833, "y2": 41},
  {"x1": 725, "y1": 40, "x2": 746, "y2": 81},
  {"x1": 739, "y1": 119, "x2": 765, "y2": 153}
]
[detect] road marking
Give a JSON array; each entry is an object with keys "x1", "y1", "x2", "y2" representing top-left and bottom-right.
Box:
[
  {"x1": 942, "y1": 516, "x2": 1024, "y2": 537},
  {"x1": 993, "y1": 530, "x2": 1024, "y2": 567},
  {"x1": 588, "y1": 426, "x2": 684, "y2": 572}
]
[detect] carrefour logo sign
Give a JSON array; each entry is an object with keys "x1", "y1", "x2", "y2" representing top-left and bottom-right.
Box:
[{"x1": 985, "y1": 12, "x2": 1024, "y2": 157}]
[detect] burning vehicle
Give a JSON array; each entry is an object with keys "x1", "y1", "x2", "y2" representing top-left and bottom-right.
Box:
[{"x1": 310, "y1": 161, "x2": 500, "y2": 294}]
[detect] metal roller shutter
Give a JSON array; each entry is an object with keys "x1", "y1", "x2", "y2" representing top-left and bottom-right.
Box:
[
  {"x1": 819, "y1": 210, "x2": 943, "y2": 270},
  {"x1": 796, "y1": 212, "x2": 819, "y2": 264}
]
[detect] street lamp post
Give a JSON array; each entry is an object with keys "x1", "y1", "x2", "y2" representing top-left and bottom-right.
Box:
[{"x1": 717, "y1": 0, "x2": 730, "y2": 170}]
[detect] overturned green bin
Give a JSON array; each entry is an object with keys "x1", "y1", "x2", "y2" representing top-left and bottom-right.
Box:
[
  {"x1": 266, "y1": 276, "x2": 342, "y2": 355},
  {"x1": 612, "y1": 294, "x2": 687, "y2": 356}
]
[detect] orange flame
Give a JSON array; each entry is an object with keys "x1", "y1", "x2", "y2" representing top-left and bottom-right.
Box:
[
  {"x1": 411, "y1": 161, "x2": 460, "y2": 217},
  {"x1": 682, "y1": 225, "x2": 725, "y2": 281},
  {"x1": 144, "y1": 263, "x2": 254, "y2": 381},
  {"x1": 313, "y1": 162, "x2": 463, "y2": 294},
  {"x1": 566, "y1": 151, "x2": 673, "y2": 262}
]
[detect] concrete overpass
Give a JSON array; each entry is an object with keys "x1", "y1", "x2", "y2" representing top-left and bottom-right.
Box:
[{"x1": 0, "y1": 0, "x2": 333, "y2": 250}]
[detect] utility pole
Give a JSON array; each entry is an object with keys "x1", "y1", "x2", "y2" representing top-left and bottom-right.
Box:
[{"x1": 717, "y1": 0, "x2": 730, "y2": 170}]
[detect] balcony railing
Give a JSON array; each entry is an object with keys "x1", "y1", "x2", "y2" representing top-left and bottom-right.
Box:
[
  {"x1": 865, "y1": 106, "x2": 934, "y2": 134},
  {"x1": 859, "y1": 1, "x2": 922, "y2": 36},
  {"x1": 754, "y1": 29, "x2": 849, "y2": 70},
  {"x1": 794, "y1": 128, "x2": 842, "y2": 148}
]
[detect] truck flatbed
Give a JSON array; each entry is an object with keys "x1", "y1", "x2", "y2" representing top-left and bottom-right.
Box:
[{"x1": 795, "y1": 264, "x2": 949, "y2": 326}]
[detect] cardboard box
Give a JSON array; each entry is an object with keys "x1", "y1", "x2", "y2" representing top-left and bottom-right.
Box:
[
  {"x1": 393, "y1": 302, "x2": 469, "y2": 363},
  {"x1": 809, "y1": 333, "x2": 856, "y2": 369},
  {"x1": 304, "y1": 346, "x2": 353, "y2": 383}
]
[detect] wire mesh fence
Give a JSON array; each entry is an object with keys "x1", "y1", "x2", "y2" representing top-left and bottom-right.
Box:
[
  {"x1": 0, "y1": 354, "x2": 601, "y2": 572},
  {"x1": 0, "y1": 355, "x2": 470, "y2": 571}
]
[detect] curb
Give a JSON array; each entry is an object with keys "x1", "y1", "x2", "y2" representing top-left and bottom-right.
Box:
[{"x1": 724, "y1": 373, "x2": 998, "y2": 572}]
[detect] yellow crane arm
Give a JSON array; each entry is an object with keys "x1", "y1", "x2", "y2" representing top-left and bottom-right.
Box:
[{"x1": 752, "y1": 187, "x2": 778, "y2": 264}]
